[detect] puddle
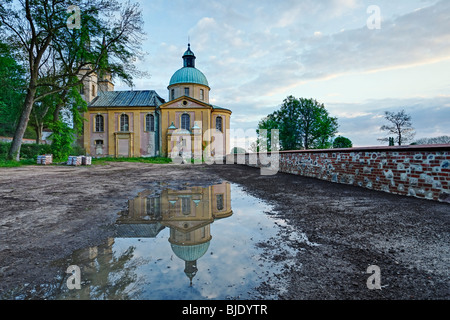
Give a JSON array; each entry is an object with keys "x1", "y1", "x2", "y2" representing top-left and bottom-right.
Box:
[{"x1": 7, "y1": 182, "x2": 318, "y2": 300}]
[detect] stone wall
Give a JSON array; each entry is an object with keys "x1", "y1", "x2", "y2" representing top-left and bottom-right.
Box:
[{"x1": 227, "y1": 145, "x2": 450, "y2": 203}]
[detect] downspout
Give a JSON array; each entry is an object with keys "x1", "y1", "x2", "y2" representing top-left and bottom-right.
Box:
[{"x1": 156, "y1": 107, "x2": 161, "y2": 156}]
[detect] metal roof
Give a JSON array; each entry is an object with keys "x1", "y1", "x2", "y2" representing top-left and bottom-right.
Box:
[
  {"x1": 89, "y1": 90, "x2": 166, "y2": 108},
  {"x1": 169, "y1": 67, "x2": 209, "y2": 88},
  {"x1": 114, "y1": 223, "x2": 165, "y2": 238},
  {"x1": 171, "y1": 242, "x2": 211, "y2": 262},
  {"x1": 212, "y1": 105, "x2": 232, "y2": 112}
]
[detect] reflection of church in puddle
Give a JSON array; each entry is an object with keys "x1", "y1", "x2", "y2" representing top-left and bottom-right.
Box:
[{"x1": 116, "y1": 182, "x2": 233, "y2": 285}]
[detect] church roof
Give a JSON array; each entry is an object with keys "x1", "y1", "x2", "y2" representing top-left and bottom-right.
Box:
[
  {"x1": 169, "y1": 67, "x2": 209, "y2": 88},
  {"x1": 114, "y1": 223, "x2": 165, "y2": 238},
  {"x1": 171, "y1": 242, "x2": 210, "y2": 262},
  {"x1": 183, "y1": 44, "x2": 195, "y2": 58},
  {"x1": 89, "y1": 90, "x2": 166, "y2": 108}
]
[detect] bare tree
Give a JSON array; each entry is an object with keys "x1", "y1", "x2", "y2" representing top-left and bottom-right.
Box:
[
  {"x1": 378, "y1": 110, "x2": 415, "y2": 146},
  {"x1": 413, "y1": 136, "x2": 450, "y2": 145}
]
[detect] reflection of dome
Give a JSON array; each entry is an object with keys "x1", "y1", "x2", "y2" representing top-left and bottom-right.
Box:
[
  {"x1": 169, "y1": 67, "x2": 209, "y2": 87},
  {"x1": 170, "y1": 241, "x2": 210, "y2": 262}
]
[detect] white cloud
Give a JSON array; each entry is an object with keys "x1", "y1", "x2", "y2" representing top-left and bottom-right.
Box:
[{"x1": 119, "y1": 0, "x2": 449, "y2": 149}]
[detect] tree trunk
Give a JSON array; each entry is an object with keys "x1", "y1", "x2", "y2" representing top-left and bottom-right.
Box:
[
  {"x1": 8, "y1": 87, "x2": 36, "y2": 161},
  {"x1": 35, "y1": 121, "x2": 43, "y2": 145},
  {"x1": 53, "y1": 90, "x2": 67, "y2": 123}
]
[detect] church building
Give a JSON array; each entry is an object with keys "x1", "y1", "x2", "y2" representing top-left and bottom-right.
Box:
[{"x1": 82, "y1": 44, "x2": 232, "y2": 158}]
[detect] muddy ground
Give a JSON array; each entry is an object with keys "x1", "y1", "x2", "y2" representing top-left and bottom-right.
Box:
[{"x1": 0, "y1": 162, "x2": 448, "y2": 300}]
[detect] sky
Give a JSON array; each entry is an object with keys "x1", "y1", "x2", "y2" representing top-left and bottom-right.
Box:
[{"x1": 114, "y1": 0, "x2": 450, "y2": 148}]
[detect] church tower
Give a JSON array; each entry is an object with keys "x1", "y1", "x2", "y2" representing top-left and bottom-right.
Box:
[{"x1": 167, "y1": 44, "x2": 210, "y2": 103}]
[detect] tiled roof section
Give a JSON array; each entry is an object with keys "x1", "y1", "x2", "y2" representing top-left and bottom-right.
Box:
[
  {"x1": 212, "y1": 105, "x2": 232, "y2": 112},
  {"x1": 115, "y1": 223, "x2": 165, "y2": 238},
  {"x1": 89, "y1": 90, "x2": 166, "y2": 108}
]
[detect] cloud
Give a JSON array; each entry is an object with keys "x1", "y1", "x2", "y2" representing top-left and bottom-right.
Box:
[
  {"x1": 329, "y1": 96, "x2": 450, "y2": 146},
  {"x1": 118, "y1": 0, "x2": 448, "y2": 151},
  {"x1": 299, "y1": 1, "x2": 450, "y2": 79},
  {"x1": 207, "y1": 0, "x2": 450, "y2": 102}
]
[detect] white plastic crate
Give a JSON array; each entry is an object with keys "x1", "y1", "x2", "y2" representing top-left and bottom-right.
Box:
[
  {"x1": 82, "y1": 156, "x2": 92, "y2": 166},
  {"x1": 37, "y1": 155, "x2": 53, "y2": 165},
  {"x1": 67, "y1": 156, "x2": 82, "y2": 166}
]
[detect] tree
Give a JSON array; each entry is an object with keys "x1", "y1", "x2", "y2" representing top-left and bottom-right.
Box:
[
  {"x1": 0, "y1": 0, "x2": 146, "y2": 160},
  {"x1": 378, "y1": 110, "x2": 415, "y2": 146},
  {"x1": 257, "y1": 96, "x2": 338, "y2": 151},
  {"x1": 333, "y1": 136, "x2": 353, "y2": 149},
  {"x1": 412, "y1": 136, "x2": 450, "y2": 145},
  {"x1": 0, "y1": 40, "x2": 26, "y2": 137},
  {"x1": 231, "y1": 147, "x2": 246, "y2": 154},
  {"x1": 256, "y1": 113, "x2": 279, "y2": 152}
]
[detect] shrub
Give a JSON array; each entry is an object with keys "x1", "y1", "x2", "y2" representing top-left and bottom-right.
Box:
[
  {"x1": 333, "y1": 136, "x2": 353, "y2": 149},
  {"x1": 0, "y1": 141, "x2": 52, "y2": 160}
]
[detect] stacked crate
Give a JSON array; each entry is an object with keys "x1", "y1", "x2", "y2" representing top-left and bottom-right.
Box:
[
  {"x1": 67, "y1": 156, "x2": 82, "y2": 166},
  {"x1": 37, "y1": 155, "x2": 53, "y2": 165},
  {"x1": 82, "y1": 156, "x2": 92, "y2": 166},
  {"x1": 67, "y1": 156, "x2": 92, "y2": 166}
]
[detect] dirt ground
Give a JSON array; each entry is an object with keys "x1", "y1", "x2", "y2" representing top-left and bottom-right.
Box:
[{"x1": 0, "y1": 162, "x2": 448, "y2": 300}]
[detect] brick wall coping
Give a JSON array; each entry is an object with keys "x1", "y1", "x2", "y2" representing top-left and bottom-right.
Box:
[{"x1": 237, "y1": 144, "x2": 450, "y2": 155}]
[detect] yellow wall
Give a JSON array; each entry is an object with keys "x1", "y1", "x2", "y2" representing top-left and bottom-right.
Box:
[
  {"x1": 84, "y1": 107, "x2": 156, "y2": 157},
  {"x1": 168, "y1": 83, "x2": 210, "y2": 103},
  {"x1": 83, "y1": 100, "x2": 231, "y2": 158},
  {"x1": 161, "y1": 106, "x2": 211, "y2": 157}
]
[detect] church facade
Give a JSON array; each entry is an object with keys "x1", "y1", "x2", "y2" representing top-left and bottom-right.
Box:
[{"x1": 82, "y1": 45, "x2": 232, "y2": 159}]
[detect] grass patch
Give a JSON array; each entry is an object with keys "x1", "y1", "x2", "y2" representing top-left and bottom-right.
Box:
[
  {"x1": 0, "y1": 159, "x2": 36, "y2": 168},
  {"x1": 92, "y1": 156, "x2": 172, "y2": 166},
  {"x1": 0, "y1": 154, "x2": 172, "y2": 168}
]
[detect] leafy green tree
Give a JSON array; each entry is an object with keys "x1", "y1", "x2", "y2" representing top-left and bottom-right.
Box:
[
  {"x1": 257, "y1": 96, "x2": 338, "y2": 151},
  {"x1": 231, "y1": 147, "x2": 246, "y2": 154},
  {"x1": 333, "y1": 136, "x2": 353, "y2": 148},
  {"x1": 0, "y1": 41, "x2": 26, "y2": 137},
  {"x1": 48, "y1": 120, "x2": 75, "y2": 162},
  {"x1": 256, "y1": 113, "x2": 279, "y2": 152},
  {"x1": 389, "y1": 137, "x2": 395, "y2": 146},
  {"x1": 0, "y1": 0, "x2": 146, "y2": 160}
]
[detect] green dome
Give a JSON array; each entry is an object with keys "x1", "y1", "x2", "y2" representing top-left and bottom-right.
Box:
[
  {"x1": 171, "y1": 241, "x2": 210, "y2": 262},
  {"x1": 169, "y1": 67, "x2": 209, "y2": 88}
]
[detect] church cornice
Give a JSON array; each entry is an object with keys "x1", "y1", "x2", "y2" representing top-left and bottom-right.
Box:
[
  {"x1": 159, "y1": 95, "x2": 213, "y2": 109},
  {"x1": 159, "y1": 95, "x2": 231, "y2": 114}
]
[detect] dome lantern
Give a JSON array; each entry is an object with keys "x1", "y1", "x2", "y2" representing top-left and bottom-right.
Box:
[{"x1": 183, "y1": 43, "x2": 196, "y2": 68}]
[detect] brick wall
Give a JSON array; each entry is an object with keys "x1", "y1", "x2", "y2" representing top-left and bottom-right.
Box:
[{"x1": 227, "y1": 144, "x2": 450, "y2": 203}]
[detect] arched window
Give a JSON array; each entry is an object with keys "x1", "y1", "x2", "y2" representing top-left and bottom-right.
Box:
[
  {"x1": 146, "y1": 197, "x2": 160, "y2": 217},
  {"x1": 181, "y1": 114, "x2": 190, "y2": 130},
  {"x1": 181, "y1": 197, "x2": 191, "y2": 215},
  {"x1": 95, "y1": 114, "x2": 104, "y2": 132},
  {"x1": 216, "y1": 116, "x2": 223, "y2": 132},
  {"x1": 216, "y1": 194, "x2": 224, "y2": 211},
  {"x1": 146, "y1": 114, "x2": 155, "y2": 132},
  {"x1": 120, "y1": 114, "x2": 129, "y2": 132}
]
